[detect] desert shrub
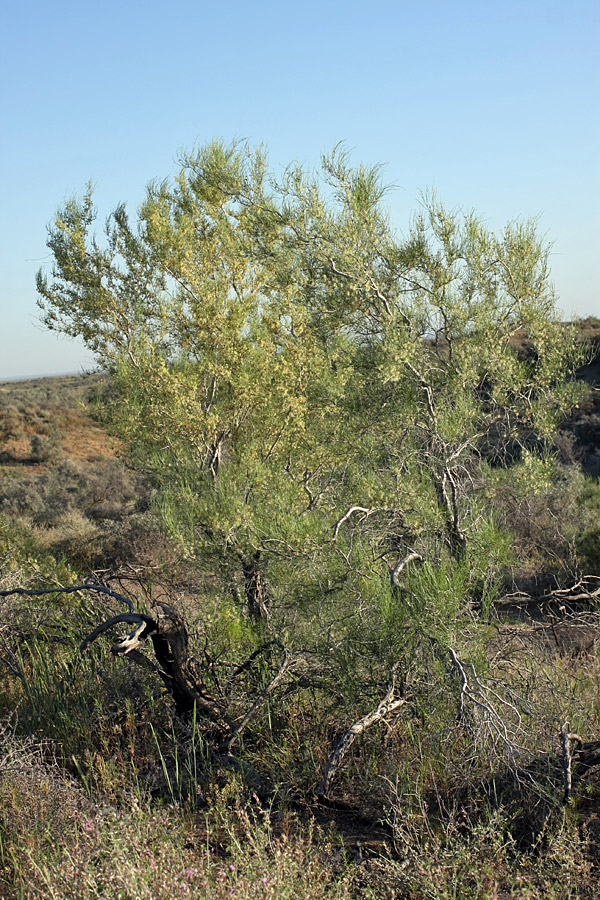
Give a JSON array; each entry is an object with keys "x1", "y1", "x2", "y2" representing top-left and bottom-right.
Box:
[
  {"x1": 0, "y1": 405, "x2": 24, "y2": 441},
  {"x1": 30, "y1": 431, "x2": 63, "y2": 462},
  {"x1": 82, "y1": 457, "x2": 138, "y2": 519},
  {"x1": 95, "y1": 511, "x2": 180, "y2": 570},
  {"x1": 577, "y1": 528, "x2": 600, "y2": 574},
  {"x1": 0, "y1": 456, "x2": 143, "y2": 528},
  {"x1": 0, "y1": 476, "x2": 49, "y2": 520},
  {"x1": 485, "y1": 460, "x2": 599, "y2": 585},
  {"x1": 0, "y1": 462, "x2": 81, "y2": 525},
  {"x1": 379, "y1": 799, "x2": 595, "y2": 899},
  {"x1": 40, "y1": 508, "x2": 101, "y2": 567}
]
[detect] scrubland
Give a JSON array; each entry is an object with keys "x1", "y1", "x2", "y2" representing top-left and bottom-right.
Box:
[{"x1": 0, "y1": 322, "x2": 599, "y2": 900}]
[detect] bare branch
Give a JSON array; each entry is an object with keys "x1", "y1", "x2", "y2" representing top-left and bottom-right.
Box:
[
  {"x1": 448, "y1": 648, "x2": 526, "y2": 770},
  {"x1": 230, "y1": 640, "x2": 283, "y2": 679},
  {"x1": 367, "y1": 276, "x2": 392, "y2": 317},
  {"x1": 332, "y1": 506, "x2": 372, "y2": 541},
  {"x1": 0, "y1": 584, "x2": 135, "y2": 613},
  {"x1": 0, "y1": 635, "x2": 25, "y2": 682},
  {"x1": 80, "y1": 613, "x2": 157, "y2": 654},
  {"x1": 221, "y1": 650, "x2": 293, "y2": 753},
  {"x1": 496, "y1": 578, "x2": 600, "y2": 609},
  {"x1": 404, "y1": 361, "x2": 437, "y2": 425},
  {"x1": 390, "y1": 550, "x2": 423, "y2": 588},
  {"x1": 319, "y1": 675, "x2": 405, "y2": 798},
  {"x1": 561, "y1": 723, "x2": 583, "y2": 804},
  {"x1": 327, "y1": 257, "x2": 354, "y2": 280}
]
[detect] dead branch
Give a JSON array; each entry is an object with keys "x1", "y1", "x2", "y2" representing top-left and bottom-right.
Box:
[
  {"x1": 496, "y1": 578, "x2": 600, "y2": 610},
  {"x1": 522, "y1": 730, "x2": 600, "y2": 804},
  {"x1": 148, "y1": 601, "x2": 228, "y2": 726},
  {"x1": 0, "y1": 584, "x2": 135, "y2": 612},
  {"x1": 230, "y1": 640, "x2": 283, "y2": 679},
  {"x1": 221, "y1": 649, "x2": 293, "y2": 753},
  {"x1": 80, "y1": 613, "x2": 157, "y2": 654},
  {"x1": 0, "y1": 632, "x2": 25, "y2": 682},
  {"x1": 561, "y1": 723, "x2": 583, "y2": 803},
  {"x1": 1, "y1": 583, "x2": 226, "y2": 727},
  {"x1": 318, "y1": 674, "x2": 405, "y2": 798},
  {"x1": 448, "y1": 647, "x2": 527, "y2": 770},
  {"x1": 332, "y1": 506, "x2": 372, "y2": 541},
  {"x1": 390, "y1": 550, "x2": 423, "y2": 588}
]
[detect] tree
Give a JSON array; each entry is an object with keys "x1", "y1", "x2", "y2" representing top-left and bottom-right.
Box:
[{"x1": 35, "y1": 140, "x2": 585, "y2": 787}]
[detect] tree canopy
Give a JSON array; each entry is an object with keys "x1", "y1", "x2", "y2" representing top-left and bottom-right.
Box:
[{"x1": 36, "y1": 141, "x2": 584, "y2": 743}]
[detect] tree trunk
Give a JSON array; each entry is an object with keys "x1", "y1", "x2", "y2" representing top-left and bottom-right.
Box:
[{"x1": 242, "y1": 552, "x2": 269, "y2": 620}]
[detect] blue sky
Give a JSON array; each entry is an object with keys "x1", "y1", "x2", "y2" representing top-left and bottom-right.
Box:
[{"x1": 1, "y1": 0, "x2": 598, "y2": 378}]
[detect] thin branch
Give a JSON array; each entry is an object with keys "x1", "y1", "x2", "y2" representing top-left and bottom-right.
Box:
[
  {"x1": 221, "y1": 650, "x2": 293, "y2": 753},
  {"x1": 0, "y1": 636, "x2": 25, "y2": 681},
  {"x1": 318, "y1": 675, "x2": 405, "y2": 798},
  {"x1": 367, "y1": 276, "x2": 392, "y2": 316},
  {"x1": 404, "y1": 361, "x2": 437, "y2": 424},
  {"x1": 327, "y1": 258, "x2": 354, "y2": 280},
  {"x1": 496, "y1": 579, "x2": 600, "y2": 609},
  {"x1": 0, "y1": 584, "x2": 135, "y2": 613},
  {"x1": 448, "y1": 648, "x2": 526, "y2": 770},
  {"x1": 230, "y1": 640, "x2": 283, "y2": 679}
]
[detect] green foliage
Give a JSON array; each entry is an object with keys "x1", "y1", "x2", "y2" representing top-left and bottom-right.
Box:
[
  {"x1": 575, "y1": 478, "x2": 600, "y2": 575},
  {"x1": 35, "y1": 139, "x2": 586, "y2": 764}
]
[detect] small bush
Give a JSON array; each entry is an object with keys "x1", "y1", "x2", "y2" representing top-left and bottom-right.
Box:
[{"x1": 30, "y1": 431, "x2": 63, "y2": 462}]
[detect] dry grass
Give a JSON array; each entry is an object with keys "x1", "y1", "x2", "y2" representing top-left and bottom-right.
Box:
[
  {"x1": 0, "y1": 373, "x2": 119, "y2": 467},
  {"x1": 0, "y1": 742, "x2": 362, "y2": 900}
]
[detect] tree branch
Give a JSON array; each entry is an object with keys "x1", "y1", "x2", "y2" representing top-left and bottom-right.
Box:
[
  {"x1": 390, "y1": 550, "x2": 423, "y2": 588},
  {"x1": 221, "y1": 650, "x2": 293, "y2": 753},
  {"x1": 318, "y1": 674, "x2": 405, "y2": 798},
  {"x1": 0, "y1": 583, "x2": 135, "y2": 613},
  {"x1": 332, "y1": 506, "x2": 372, "y2": 541}
]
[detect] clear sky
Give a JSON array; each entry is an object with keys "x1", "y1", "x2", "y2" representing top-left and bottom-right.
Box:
[{"x1": 1, "y1": 0, "x2": 598, "y2": 379}]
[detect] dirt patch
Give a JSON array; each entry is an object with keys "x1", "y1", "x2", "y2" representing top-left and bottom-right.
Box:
[{"x1": 60, "y1": 409, "x2": 121, "y2": 461}]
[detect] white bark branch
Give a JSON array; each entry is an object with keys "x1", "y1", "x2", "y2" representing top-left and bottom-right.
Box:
[
  {"x1": 390, "y1": 551, "x2": 423, "y2": 588},
  {"x1": 561, "y1": 723, "x2": 583, "y2": 804},
  {"x1": 332, "y1": 506, "x2": 372, "y2": 541},
  {"x1": 319, "y1": 680, "x2": 405, "y2": 797}
]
